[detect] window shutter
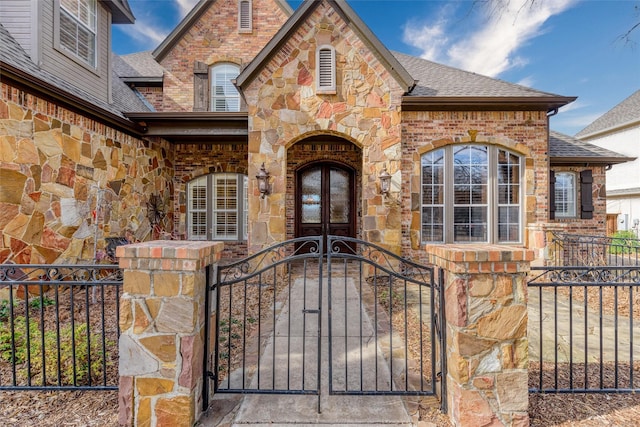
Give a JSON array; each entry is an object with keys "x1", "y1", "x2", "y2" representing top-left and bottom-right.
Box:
[
  {"x1": 580, "y1": 169, "x2": 593, "y2": 219},
  {"x1": 193, "y1": 61, "x2": 209, "y2": 111},
  {"x1": 318, "y1": 48, "x2": 334, "y2": 89},
  {"x1": 549, "y1": 170, "x2": 556, "y2": 220},
  {"x1": 239, "y1": 0, "x2": 251, "y2": 31}
]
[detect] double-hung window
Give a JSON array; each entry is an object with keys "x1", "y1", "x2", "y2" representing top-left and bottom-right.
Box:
[
  {"x1": 421, "y1": 144, "x2": 523, "y2": 244},
  {"x1": 58, "y1": 0, "x2": 97, "y2": 67},
  {"x1": 210, "y1": 63, "x2": 240, "y2": 112},
  {"x1": 187, "y1": 174, "x2": 248, "y2": 240}
]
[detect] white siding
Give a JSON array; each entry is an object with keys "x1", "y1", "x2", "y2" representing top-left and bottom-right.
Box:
[
  {"x1": 39, "y1": 0, "x2": 111, "y2": 102},
  {"x1": 0, "y1": 0, "x2": 33, "y2": 57}
]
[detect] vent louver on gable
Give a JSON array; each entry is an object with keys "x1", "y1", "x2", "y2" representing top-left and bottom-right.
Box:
[
  {"x1": 239, "y1": 0, "x2": 252, "y2": 32},
  {"x1": 317, "y1": 47, "x2": 335, "y2": 91}
]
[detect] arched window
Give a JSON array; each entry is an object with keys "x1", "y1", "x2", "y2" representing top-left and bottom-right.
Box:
[
  {"x1": 316, "y1": 45, "x2": 336, "y2": 92},
  {"x1": 210, "y1": 63, "x2": 240, "y2": 112},
  {"x1": 421, "y1": 145, "x2": 523, "y2": 244},
  {"x1": 187, "y1": 173, "x2": 248, "y2": 240}
]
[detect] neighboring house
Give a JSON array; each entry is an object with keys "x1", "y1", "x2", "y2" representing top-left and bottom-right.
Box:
[
  {"x1": 0, "y1": 0, "x2": 632, "y2": 265},
  {"x1": 576, "y1": 90, "x2": 640, "y2": 237}
]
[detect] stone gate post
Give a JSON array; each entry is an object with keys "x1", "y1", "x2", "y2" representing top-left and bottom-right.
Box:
[
  {"x1": 116, "y1": 240, "x2": 223, "y2": 427},
  {"x1": 426, "y1": 245, "x2": 533, "y2": 427}
]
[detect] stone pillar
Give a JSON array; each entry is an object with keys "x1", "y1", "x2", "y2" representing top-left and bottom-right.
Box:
[
  {"x1": 426, "y1": 244, "x2": 533, "y2": 427},
  {"x1": 116, "y1": 240, "x2": 223, "y2": 427}
]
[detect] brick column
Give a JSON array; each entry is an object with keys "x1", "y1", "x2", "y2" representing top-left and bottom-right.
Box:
[
  {"x1": 116, "y1": 240, "x2": 223, "y2": 427},
  {"x1": 426, "y1": 244, "x2": 533, "y2": 427}
]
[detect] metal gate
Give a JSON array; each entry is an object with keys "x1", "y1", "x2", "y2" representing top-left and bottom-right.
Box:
[{"x1": 203, "y1": 236, "x2": 446, "y2": 411}]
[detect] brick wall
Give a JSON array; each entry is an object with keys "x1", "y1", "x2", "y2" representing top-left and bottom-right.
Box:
[
  {"x1": 135, "y1": 86, "x2": 164, "y2": 111},
  {"x1": 157, "y1": 0, "x2": 289, "y2": 112},
  {"x1": 173, "y1": 142, "x2": 249, "y2": 259}
]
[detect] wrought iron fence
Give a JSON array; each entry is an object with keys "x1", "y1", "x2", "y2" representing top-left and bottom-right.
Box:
[
  {"x1": 528, "y1": 265, "x2": 640, "y2": 393},
  {"x1": 0, "y1": 264, "x2": 122, "y2": 391},
  {"x1": 548, "y1": 232, "x2": 640, "y2": 267}
]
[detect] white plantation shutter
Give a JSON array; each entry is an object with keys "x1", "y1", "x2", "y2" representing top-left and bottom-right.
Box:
[
  {"x1": 211, "y1": 64, "x2": 240, "y2": 112},
  {"x1": 59, "y1": 0, "x2": 96, "y2": 66},
  {"x1": 188, "y1": 176, "x2": 208, "y2": 240},
  {"x1": 239, "y1": 0, "x2": 252, "y2": 32},
  {"x1": 317, "y1": 47, "x2": 335, "y2": 91}
]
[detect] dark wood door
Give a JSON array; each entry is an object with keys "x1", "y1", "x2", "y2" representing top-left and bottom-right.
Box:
[{"x1": 296, "y1": 163, "x2": 355, "y2": 247}]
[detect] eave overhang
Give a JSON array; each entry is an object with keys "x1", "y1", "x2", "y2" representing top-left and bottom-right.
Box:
[
  {"x1": 102, "y1": 0, "x2": 136, "y2": 24},
  {"x1": 401, "y1": 96, "x2": 577, "y2": 112},
  {"x1": 1, "y1": 61, "x2": 144, "y2": 135},
  {"x1": 124, "y1": 112, "x2": 249, "y2": 143},
  {"x1": 121, "y1": 76, "x2": 164, "y2": 87},
  {"x1": 576, "y1": 118, "x2": 640, "y2": 140},
  {"x1": 550, "y1": 156, "x2": 636, "y2": 167}
]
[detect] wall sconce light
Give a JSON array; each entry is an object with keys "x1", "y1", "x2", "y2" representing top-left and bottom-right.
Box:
[
  {"x1": 379, "y1": 164, "x2": 391, "y2": 195},
  {"x1": 256, "y1": 163, "x2": 271, "y2": 199}
]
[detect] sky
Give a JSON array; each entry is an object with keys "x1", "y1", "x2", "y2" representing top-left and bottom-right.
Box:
[{"x1": 112, "y1": 0, "x2": 640, "y2": 136}]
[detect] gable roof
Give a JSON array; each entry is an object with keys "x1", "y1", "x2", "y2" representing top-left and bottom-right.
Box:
[
  {"x1": 394, "y1": 52, "x2": 574, "y2": 111},
  {"x1": 0, "y1": 23, "x2": 148, "y2": 132},
  {"x1": 549, "y1": 130, "x2": 635, "y2": 165},
  {"x1": 236, "y1": 0, "x2": 415, "y2": 93},
  {"x1": 153, "y1": 0, "x2": 294, "y2": 62},
  {"x1": 575, "y1": 90, "x2": 640, "y2": 139},
  {"x1": 114, "y1": 51, "x2": 165, "y2": 83}
]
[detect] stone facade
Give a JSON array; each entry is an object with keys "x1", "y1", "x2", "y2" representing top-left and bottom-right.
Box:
[
  {"x1": 427, "y1": 244, "x2": 533, "y2": 427},
  {"x1": 117, "y1": 240, "x2": 223, "y2": 427},
  {"x1": 0, "y1": 82, "x2": 174, "y2": 264},
  {"x1": 243, "y1": 1, "x2": 406, "y2": 253}
]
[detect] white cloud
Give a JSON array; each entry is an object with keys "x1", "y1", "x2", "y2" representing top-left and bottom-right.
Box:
[
  {"x1": 118, "y1": 19, "x2": 168, "y2": 49},
  {"x1": 516, "y1": 75, "x2": 535, "y2": 87},
  {"x1": 404, "y1": 0, "x2": 577, "y2": 77},
  {"x1": 558, "y1": 100, "x2": 589, "y2": 114},
  {"x1": 176, "y1": 0, "x2": 200, "y2": 17}
]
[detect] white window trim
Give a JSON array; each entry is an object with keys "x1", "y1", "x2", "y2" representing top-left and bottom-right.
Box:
[
  {"x1": 54, "y1": 0, "x2": 98, "y2": 71},
  {"x1": 210, "y1": 63, "x2": 241, "y2": 112},
  {"x1": 187, "y1": 174, "x2": 248, "y2": 241},
  {"x1": 420, "y1": 144, "x2": 524, "y2": 244},
  {"x1": 554, "y1": 171, "x2": 577, "y2": 218},
  {"x1": 238, "y1": 0, "x2": 252, "y2": 33},
  {"x1": 316, "y1": 45, "x2": 336, "y2": 94}
]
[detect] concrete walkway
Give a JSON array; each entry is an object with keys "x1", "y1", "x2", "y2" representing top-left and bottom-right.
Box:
[{"x1": 198, "y1": 273, "x2": 419, "y2": 426}]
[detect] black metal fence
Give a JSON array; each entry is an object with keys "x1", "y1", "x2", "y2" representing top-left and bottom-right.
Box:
[
  {"x1": 548, "y1": 232, "x2": 640, "y2": 267},
  {"x1": 528, "y1": 265, "x2": 640, "y2": 393},
  {"x1": 0, "y1": 264, "x2": 122, "y2": 391}
]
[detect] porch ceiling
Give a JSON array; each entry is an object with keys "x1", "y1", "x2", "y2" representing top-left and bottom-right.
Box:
[{"x1": 124, "y1": 112, "x2": 248, "y2": 143}]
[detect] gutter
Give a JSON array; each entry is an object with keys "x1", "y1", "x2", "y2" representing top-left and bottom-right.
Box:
[
  {"x1": 402, "y1": 96, "x2": 576, "y2": 112},
  {"x1": 1, "y1": 61, "x2": 145, "y2": 135}
]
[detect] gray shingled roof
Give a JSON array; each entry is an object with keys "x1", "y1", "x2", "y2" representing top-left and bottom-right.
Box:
[
  {"x1": 549, "y1": 130, "x2": 634, "y2": 164},
  {"x1": 114, "y1": 51, "x2": 165, "y2": 79},
  {"x1": 0, "y1": 23, "x2": 149, "y2": 118},
  {"x1": 393, "y1": 51, "x2": 566, "y2": 98},
  {"x1": 576, "y1": 90, "x2": 640, "y2": 138}
]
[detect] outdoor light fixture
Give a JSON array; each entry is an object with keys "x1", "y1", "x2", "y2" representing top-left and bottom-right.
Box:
[
  {"x1": 256, "y1": 162, "x2": 271, "y2": 198},
  {"x1": 379, "y1": 164, "x2": 391, "y2": 195}
]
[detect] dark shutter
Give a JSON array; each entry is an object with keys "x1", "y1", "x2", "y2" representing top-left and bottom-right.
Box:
[
  {"x1": 549, "y1": 170, "x2": 556, "y2": 220},
  {"x1": 580, "y1": 169, "x2": 593, "y2": 219},
  {"x1": 193, "y1": 61, "x2": 209, "y2": 111}
]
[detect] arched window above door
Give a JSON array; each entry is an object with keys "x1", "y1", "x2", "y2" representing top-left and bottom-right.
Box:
[{"x1": 210, "y1": 63, "x2": 240, "y2": 112}]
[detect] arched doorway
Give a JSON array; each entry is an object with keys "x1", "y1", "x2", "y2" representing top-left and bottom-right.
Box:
[{"x1": 296, "y1": 161, "x2": 356, "y2": 244}]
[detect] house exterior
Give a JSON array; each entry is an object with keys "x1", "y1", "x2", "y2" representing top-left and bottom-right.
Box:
[
  {"x1": 576, "y1": 90, "x2": 640, "y2": 237},
  {"x1": 0, "y1": 0, "x2": 632, "y2": 266}
]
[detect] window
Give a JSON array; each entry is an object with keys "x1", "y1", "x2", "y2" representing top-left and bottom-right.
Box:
[
  {"x1": 210, "y1": 63, "x2": 240, "y2": 112},
  {"x1": 187, "y1": 174, "x2": 248, "y2": 240},
  {"x1": 554, "y1": 172, "x2": 577, "y2": 218},
  {"x1": 421, "y1": 144, "x2": 523, "y2": 244},
  {"x1": 316, "y1": 46, "x2": 336, "y2": 92},
  {"x1": 58, "y1": 0, "x2": 97, "y2": 67},
  {"x1": 238, "y1": 0, "x2": 252, "y2": 32}
]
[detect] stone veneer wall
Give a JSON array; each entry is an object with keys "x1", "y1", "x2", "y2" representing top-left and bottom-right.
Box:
[
  {"x1": 244, "y1": 2, "x2": 406, "y2": 253},
  {"x1": 157, "y1": 0, "x2": 289, "y2": 112},
  {"x1": 0, "y1": 82, "x2": 174, "y2": 264},
  {"x1": 173, "y1": 142, "x2": 248, "y2": 259},
  {"x1": 401, "y1": 110, "x2": 548, "y2": 263},
  {"x1": 427, "y1": 244, "x2": 533, "y2": 427},
  {"x1": 117, "y1": 240, "x2": 223, "y2": 427}
]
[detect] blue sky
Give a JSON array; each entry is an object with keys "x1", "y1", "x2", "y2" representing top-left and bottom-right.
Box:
[{"x1": 112, "y1": 0, "x2": 640, "y2": 136}]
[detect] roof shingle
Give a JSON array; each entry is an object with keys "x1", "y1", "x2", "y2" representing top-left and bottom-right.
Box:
[
  {"x1": 576, "y1": 90, "x2": 640, "y2": 138},
  {"x1": 549, "y1": 130, "x2": 634, "y2": 164}
]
